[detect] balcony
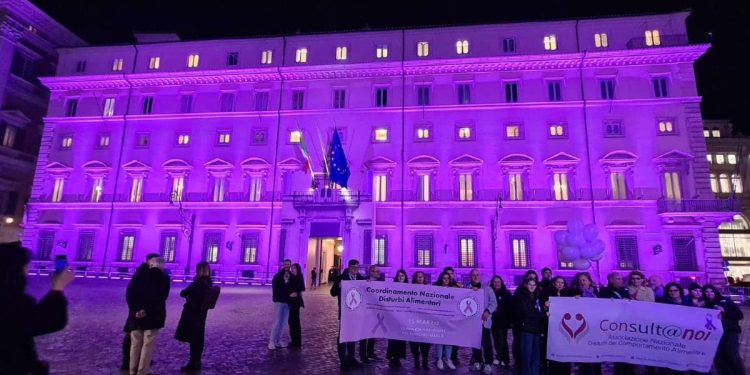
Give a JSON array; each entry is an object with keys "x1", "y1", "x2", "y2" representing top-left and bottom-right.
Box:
[
  {"x1": 626, "y1": 34, "x2": 689, "y2": 49},
  {"x1": 118, "y1": 192, "x2": 281, "y2": 203},
  {"x1": 657, "y1": 198, "x2": 741, "y2": 214},
  {"x1": 285, "y1": 189, "x2": 370, "y2": 208}
]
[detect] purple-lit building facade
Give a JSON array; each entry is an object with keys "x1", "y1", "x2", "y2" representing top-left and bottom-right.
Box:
[{"x1": 24, "y1": 11, "x2": 735, "y2": 286}]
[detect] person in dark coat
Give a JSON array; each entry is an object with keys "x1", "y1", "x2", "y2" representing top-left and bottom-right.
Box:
[
  {"x1": 330, "y1": 259, "x2": 366, "y2": 370},
  {"x1": 659, "y1": 282, "x2": 687, "y2": 305},
  {"x1": 490, "y1": 275, "x2": 512, "y2": 368},
  {"x1": 175, "y1": 261, "x2": 213, "y2": 371},
  {"x1": 0, "y1": 242, "x2": 74, "y2": 375},
  {"x1": 121, "y1": 253, "x2": 160, "y2": 370},
  {"x1": 598, "y1": 272, "x2": 628, "y2": 300},
  {"x1": 703, "y1": 284, "x2": 746, "y2": 375},
  {"x1": 126, "y1": 256, "x2": 170, "y2": 375},
  {"x1": 409, "y1": 271, "x2": 431, "y2": 369},
  {"x1": 269, "y1": 259, "x2": 294, "y2": 349},
  {"x1": 543, "y1": 276, "x2": 571, "y2": 375},
  {"x1": 288, "y1": 263, "x2": 306, "y2": 348},
  {"x1": 513, "y1": 277, "x2": 545, "y2": 375},
  {"x1": 386, "y1": 269, "x2": 408, "y2": 368}
]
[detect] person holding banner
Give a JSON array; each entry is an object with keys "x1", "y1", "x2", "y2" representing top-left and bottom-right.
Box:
[
  {"x1": 627, "y1": 271, "x2": 655, "y2": 302},
  {"x1": 359, "y1": 265, "x2": 381, "y2": 364},
  {"x1": 685, "y1": 283, "x2": 705, "y2": 307},
  {"x1": 330, "y1": 259, "x2": 366, "y2": 370},
  {"x1": 513, "y1": 277, "x2": 545, "y2": 375},
  {"x1": 702, "y1": 284, "x2": 746, "y2": 375},
  {"x1": 569, "y1": 272, "x2": 601, "y2": 375},
  {"x1": 468, "y1": 269, "x2": 497, "y2": 375},
  {"x1": 432, "y1": 271, "x2": 457, "y2": 370},
  {"x1": 490, "y1": 276, "x2": 512, "y2": 368},
  {"x1": 597, "y1": 272, "x2": 632, "y2": 375},
  {"x1": 543, "y1": 276, "x2": 571, "y2": 375},
  {"x1": 409, "y1": 271, "x2": 431, "y2": 369},
  {"x1": 660, "y1": 282, "x2": 687, "y2": 305},
  {"x1": 386, "y1": 269, "x2": 408, "y2": 368}
]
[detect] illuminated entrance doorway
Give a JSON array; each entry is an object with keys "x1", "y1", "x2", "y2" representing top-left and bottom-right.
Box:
[{"x1": 306, "y1": 237, "x2": 343, "y2": 289}]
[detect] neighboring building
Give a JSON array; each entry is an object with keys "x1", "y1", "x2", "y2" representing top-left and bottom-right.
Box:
[
  {"x1": 0, "y1": 0, "x2": 85, "y2": 242},
  {"x1": 25, "y1": 11, "x2": 736, "y2": 287},
  {"x1": 704, "y1": 119, "x2": 750, "y2": 280}
]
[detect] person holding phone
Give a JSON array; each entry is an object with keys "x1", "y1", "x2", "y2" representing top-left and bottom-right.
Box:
[{"x1": 0, "y1": 241, "x2": 75, "y2": 374}]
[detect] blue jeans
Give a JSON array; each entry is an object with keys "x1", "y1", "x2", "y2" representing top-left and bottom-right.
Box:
[
  {"x1": 519, "y1": 332, "x2": 540, "y2": 375},
  {"x1": 269, "y1": 302, "x2": 289, "y2": 345},
  {"x1": 435, "y1": 344, "x2": 452, "y2": 359}
]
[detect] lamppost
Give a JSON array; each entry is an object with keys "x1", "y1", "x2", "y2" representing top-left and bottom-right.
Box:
[
  {"x1": 491, "y1": 195, "x2": 502, "y2": 276},
  {"x1": 170, "y1": 192, "x2": 196, "y2": 277}
]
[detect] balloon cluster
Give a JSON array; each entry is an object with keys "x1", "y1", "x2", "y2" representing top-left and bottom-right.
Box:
[{"x1": 555, "y1": 219, "x2": 605, "y2": 270}]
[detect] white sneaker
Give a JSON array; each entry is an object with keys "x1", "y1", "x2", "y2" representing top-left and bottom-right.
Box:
[
  {"x1": 472, "y1": 362, "x2": 482, "y2": 371},
  {"x1": 492, "y1": 359, "x2": 500, "y2": 366},
  {"x1": 445, "y1": 359, "x2": 456, "y2": 370},
  {"x1": 277, "y1": 342, "x2": 288, "y2": 348},
  {"x1": 268, "y1": 342, "x2": 276, "y2": 350},
  {"x1": 483, "y1": 364, "x2": 492, "y2": 374},
  {"x1": 437, "y1": 358, "x2": 444, "y2": 370}
]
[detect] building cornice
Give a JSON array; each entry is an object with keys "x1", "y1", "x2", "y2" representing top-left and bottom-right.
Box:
[
  {"x1": 39, "y1": 45, "x2": 709, "y2": 91},
  {"x1": 0, "y1": 0, "x2": 86, "y2": 46}
]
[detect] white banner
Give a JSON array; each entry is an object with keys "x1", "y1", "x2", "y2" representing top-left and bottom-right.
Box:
[
  {"x1": 547, "y1": 297, "x2": 723, "y2": 372},
  {"x1": 339, "y1": 281, "x2": 485, "y2": 348}
]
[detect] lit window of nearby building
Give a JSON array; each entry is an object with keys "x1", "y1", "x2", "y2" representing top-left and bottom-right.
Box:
[
  {"x1": 502, "y1": 38, "x2": 516, "y2": 53},
  {"x1": 645, "y1": 30, "x2": 661, "y2": 46},
  {"x1": 456, "y1": 40, "x2": 469, "y2": 55},
  {"x1": 289, "y1": 130, "x2": 301, "y2": 144},
  {"x1": 187, "y1": 54, "x2": 200, "y2": 68},
  {"x1": 716, "y1": 154, "x2": 725, "y2": 164},
  {"x1": 727, "y1": 153, "x2": 737, "y2": 164},
  {"x1": 103, "y1": 97, "x2": 115, "y2": 116},
  {"x1": 1, "y1": 126, "x2": 17, "y2": 148},
  {"x1": 653, "y1": 77, "x2": 669, "y2": 98},
  {"x1": 506, "y1": 124, "x2": 521, "y2": 139},
  {"x1": 615, "y1": 235, "x2": 639, "y2": 270},
  {"x1": 594, "y1": 33, "x2": 608, "y2": 48},
  {"x1": 218, "y1": 132, "x2": 231, "y2": 145},
  {"x1": 261, "y1": 50, "x2": 273, "y2": 64},
  {"x1": 161, "y1": 233, "x2": 177, "y2": 263},
  {"x1": 720, "y1": 173, "x2": 731, "y2": 194},
  {"x1": 710, "y1": 174, "x2": 718, "y2": 193},
  {"x1": 295, "y1": 48, "x2": 307, "y2": 63},
  {"x1": 373, "y1": 235, "x2": 386, "y2": 265},
  {"x1": 459, "y1": 235, "x2": 476, "y2": 267},
  {"x1": 51, "y1": 178, "x2": 64, "y2": 202},
  {"x1": 417, "y1": 42, "x2": 429, "y2": 57},
  {"x1": 663, "y1": 171, "x2": 682, "y2": 201},
  {"x1": 706, "y1": 154, "x2": 713, "y2": 164},
  {"x1": 171, "y1": 176, "x2": 185, "y2": 202},
  {"x1": 459, "y1": 173, "x2": 473, "y2": 201},
  {"x1": 204, "y1": 232, "x2": 221, "y2": 263},
  {"x1": 99, "y1": 135, "x2": 110, "y2": 148},
  {"x1": 241, "y1": 233, "x2": 259, "y2": 263},
  {"x1": 61, "y1": 136, "x2": 73, "y2": 149},
  {"x1": 703, "y1": 128, "x2": 710, "y2": 138},
  {"x1": 148, "y1": 57, "x2": 160, "y2": 70},
  {"x1": 733, "y1": 174, "x2": 743, "y2": 193},
  {"x1": 374, "y1": 128, "x2": 388, "y2": 142},
  {"x1": 130, "y1": 177, "x2": 143, "y2": 202},
  {"x1": 112, "y1": 58, "x2": 124, "y2": 71},
  {"x1": 336, "y1": 46, "x2": 348, "y2": 61},
  {"x1": 712, "y1": 128, "x2": 721, "y2": 138},
  {"x1": 658, "y1": 120, "x2": 675, "y2": 134},
  {"x1": 416, "y1": 127, "x2": 430, "y2": 140},
  {"x1": 90, "y1": 177, "x2": 103, "y2": 203},
  {"x1": 544, "y1": 35, "x2": 557, "y2": 51},
  {"x1": 553, "y1": 172, "x2": 569, "y2": 201},
  {"x1": 177, "y1": 134, "x2": 190, "y2": 145},
  {"x1": 376, "y1": 45, "x2": 388, "y2": 59},
  {"x1": 227, "y1": 52, "x2": 239, "y2": 66},
  {"x1": 549, "y1": 124, "x2": 565, "y2": 137},
  {"x1": 511, "y1": 233, "x2": 530, "y2": 268},
  {"x1": 373, "y1": 175, "x2": 387, "y2": 202},
  {"x1": 458, "y1": 127, "x2": 472, "y2": 140}
]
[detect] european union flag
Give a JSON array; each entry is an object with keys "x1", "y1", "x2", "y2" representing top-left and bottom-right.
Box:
[{"x1": 328, "y1": 129, "x2": 350, "y2": 188}]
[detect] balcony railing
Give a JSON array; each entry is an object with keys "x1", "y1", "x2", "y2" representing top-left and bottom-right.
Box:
[
  {"x1": 285, "y1": 189, "x2": 370, "y2": 207},
  {"x1": 626, "y1": 34, "x2": 689, "y2": 49},
  {"x1": 657, "y1": 198, "x2": 741, "y2": 213},
  {"x1": 118, "y1": 191, "x2": 281, "y2": 203}
]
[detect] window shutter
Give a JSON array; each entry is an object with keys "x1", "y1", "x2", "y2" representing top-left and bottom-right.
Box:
[
  {"x1": 76, "y1": 232, "x2": 95, "y2": 261},
  {"x1": 672, "y1": 235, "x2": 698, "y2": 271},
  {"x1": 278, "y1": 229, "x2": 286, "y2": 263},
  {"x1": 363, "y1": 229, "x2": 372, "y2": 265},
  {"x1": 615, "y1": 235, "x2": 639, "y2": 270}
]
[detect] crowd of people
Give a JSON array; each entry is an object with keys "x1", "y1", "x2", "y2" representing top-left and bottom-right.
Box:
[{"x1": 0, "y1": 238, "x2": 747, "y2": 375}]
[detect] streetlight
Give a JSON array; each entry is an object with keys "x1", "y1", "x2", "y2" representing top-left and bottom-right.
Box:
[{"x1": 170, "y1": 192, "x2": 196, "y2": 277}]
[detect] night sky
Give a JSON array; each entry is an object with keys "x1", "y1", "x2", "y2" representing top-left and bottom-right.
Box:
[{"x1": 31, "y1": 0, "x2": 748, "y2": 133}]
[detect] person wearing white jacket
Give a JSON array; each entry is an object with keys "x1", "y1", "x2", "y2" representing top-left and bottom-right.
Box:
[{"x1": 468, "y1": 269, "x2": 498, "y2": 374}]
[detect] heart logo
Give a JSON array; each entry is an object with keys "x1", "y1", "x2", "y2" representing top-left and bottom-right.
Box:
[{"x1": 560, "y1": 312, "x2": 588, "y2": 341}]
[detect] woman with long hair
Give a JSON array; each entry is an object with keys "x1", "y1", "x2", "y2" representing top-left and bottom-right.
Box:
[
  {"x1": 287, "y1": 263, "x2": 306, "y2": 348},
  {"x1": 543, "y1": 276, "x2": 571, "y2": 375},
  {"x1": 569, "y1": 272, "x2": 601, "y2": 375},
  {"x1": 513, "y1": 278, "x2": 545, "y2": 375},
  {"x1": 409, "y1": 271, "x2": 431, "y2": 369},
  {"x1": 702, "y1": 284, "x2": 745, "y2": 375},
  {"x1": 660, "y1": 282, "x2": 686, "y2": 305},
  {"x1": 175, "y1": 261, "x2": 214, "y2": 371},
  {"x1": 0, "y1": 242, "x2": 74, "y2": 374},
  {"x1": 489, "y1": 275, "x2": 512, "y2": 368},
  {"x1": 386, "y1": 269, "x2": 409, "y2": 368},
  {"x1": 432, "y1": 271, "x2": 456, "y2": 370},
  {"x1": 627, "y1": 271, "x2": 654, "y2": 302}
]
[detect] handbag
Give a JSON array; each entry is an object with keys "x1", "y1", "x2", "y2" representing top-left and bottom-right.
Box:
[{"x1": 202, "y1": 285, "x2": 221, "y2": 310}]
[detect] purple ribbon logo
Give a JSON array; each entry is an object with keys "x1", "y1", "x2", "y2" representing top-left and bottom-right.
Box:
[
  {"x1": 705, "y1": 313, "x2": 717, "y2": 331},
  {"x1": 371, "y1": 313, "x2": 387, "y2": 334}
]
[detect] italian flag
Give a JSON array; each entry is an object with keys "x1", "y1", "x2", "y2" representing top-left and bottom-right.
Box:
[{"x1": 299, "y1": 134, "x2": 312, "y2": 174}]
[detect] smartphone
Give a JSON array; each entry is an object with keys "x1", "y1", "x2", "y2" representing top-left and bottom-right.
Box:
[{"x1": 54, "y1": 255, "x2": 68, "y2": 273}]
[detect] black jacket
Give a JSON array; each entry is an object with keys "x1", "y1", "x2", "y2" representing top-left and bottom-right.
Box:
[
  {"x1": 126, "y1": 267, "x2": 171, "y2": 331},
  {"x1": 175, "y1": 276, "x2": 212, "y2": 342},
  {"x1": 513, "y1": 290, "x2": 545, "y2": 334},
  {"x1": 491, "y1": 288, "x2": 513, "y2": 329},
  {"x1": 706, "y1": 297, "x2": 743, "y2": 333},
  {"x1": 271, "y1": 270, "x2": 294, "y2": 303},
  {"x1": 123, "y1": 263, "x2": 150, "y2": 333},
  {"x1": 598, "y1": 285, "x2": 629, "y2": 300},
  {"x1": 330, "y1": 270, "x2": 365, "y2": 319},
  {"x1": 289, "y1": 274, "x2": 306, "y2": 308},
  {"x1": 0, "y1": 290, "x2": 67, "y2": 375}
]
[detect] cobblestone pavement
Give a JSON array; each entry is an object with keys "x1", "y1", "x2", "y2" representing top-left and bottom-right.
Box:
[{"x1": 25, "y1": 277, "x2": 750, "y2": 375}]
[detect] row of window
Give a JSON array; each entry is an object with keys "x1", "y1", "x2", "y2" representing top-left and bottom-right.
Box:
[
  {"x1": 710, "y1": 174, "x2": 743, "y2": 194},
  {"x1": 77, "y1": 30, "x2": 666, "y2": 74},
  {"x1": 706, "y1": 153, "x2": 738, "y2": 165},
  {"x1": 61, "y1": 77, "x2": 670, "y2": 117}
]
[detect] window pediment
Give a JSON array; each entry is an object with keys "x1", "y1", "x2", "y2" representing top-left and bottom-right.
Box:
[
  {"x1": 82, "y1": 160, "x2": 110, "y2": 176},
  {"x1": 45, "y1": 161, "x2": 73, "y2": 176},
  {"x1": 162, "y1": 159, "x2": 191, "y2": 176},
  {"x1": 365, "y1": 156, "x2": 397, "y2": 172},
  {"x1": 277, "y1": 157, "x2": 303, "y2": 171},
  {"x1": 407, "y1": 155, "x2": 439, "y2": 173},
  {"x1": 653, "y1": 150, "x2": 693, "y2": 163},
  {"x1": 122, "y1": 160, "x2": 151, "y2": 176},
  {"x1": 240, "y1": 157, "x2": 270, "y2": 176},
  {"x1": 543, "y1": 152, "x2": 579, "y2": 166}
]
